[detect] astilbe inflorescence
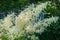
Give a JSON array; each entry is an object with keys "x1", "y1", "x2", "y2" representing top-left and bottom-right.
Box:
[{"x1": 0, "y1": 1, "x2": 59, "y2": 40}]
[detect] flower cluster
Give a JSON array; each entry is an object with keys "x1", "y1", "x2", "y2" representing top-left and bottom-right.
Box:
[{"x1": 0, "y1": 1, "x2": 59, "y2": 40}]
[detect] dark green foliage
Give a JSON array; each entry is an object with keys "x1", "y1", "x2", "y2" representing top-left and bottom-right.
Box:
[
  {"x1": 0, "y1": 0, "x2": 41, "y2": 12},
  {"x1": 0, "y1": 35, "x2": 8, "y2": 40},
  {"x1": 45, "y1": 0, "x2": 60, "y2": 17},
  {"x1": 0, "y1": 0, "x2": 30, "y2": 12},
  {"x1": 39, "y1": 17, "x2": 60, "y2": 40},
  {"x1": 0, "y1": 0, "x2": 55, "y2": 12},
  {"x1": 14, "y1": 35, "x2": 27, "y2": 40}
]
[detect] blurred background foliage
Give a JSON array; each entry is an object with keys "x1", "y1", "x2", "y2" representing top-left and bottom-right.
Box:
[
  {"x1": 0, "y1": 0, "x2": 40, "y2": 12},
  {"x1": 0, "y1": 0, "x2": 60, "y2": 16},
  {"x1": 0, "y1": 0, "x2": 58, "y2": 12}
]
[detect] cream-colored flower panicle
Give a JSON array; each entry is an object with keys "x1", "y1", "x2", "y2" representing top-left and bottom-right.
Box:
[
  {"x1": 0, "y1": 1, "x2": 58, "y2": 40},
  {"x1": 15, "y1": 2, "x2": 48, "y2": 30},
  {"x1": 33, "y1": 16, "x2": 59, "y2": 34}
]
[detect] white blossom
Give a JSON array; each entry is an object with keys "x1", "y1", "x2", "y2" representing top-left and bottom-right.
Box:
[{"x1": 0, "y1": 1, "x2": 58, "y2": 40}]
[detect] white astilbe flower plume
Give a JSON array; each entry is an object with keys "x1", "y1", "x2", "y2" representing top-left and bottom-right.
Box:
[
  {"x1": 0, "y1": 1, "x2": 59, "y2": 40},
  {"x1": 33, "y1": 16, "x2": 59, "y2": 34},
  {"x1": 15, "y1": 2, "x2": 48, "y2": 30}
]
